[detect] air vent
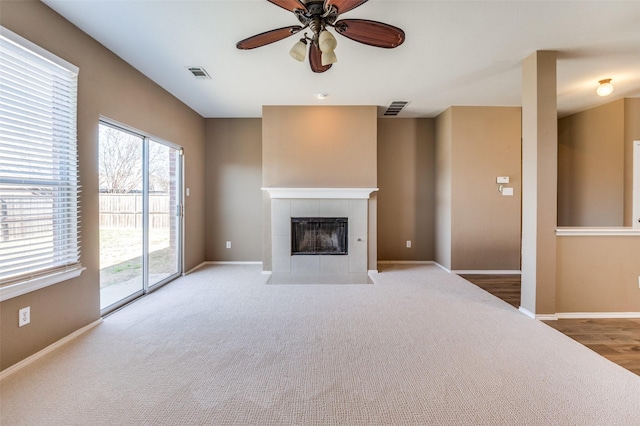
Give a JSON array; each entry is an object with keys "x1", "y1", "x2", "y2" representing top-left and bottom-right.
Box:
[
  {"x1": 383, "y1": 101, "x2": 409, "y2": 116},
  {"x1": 187, "y1": 66, "x2": 211, "y2": 79}
]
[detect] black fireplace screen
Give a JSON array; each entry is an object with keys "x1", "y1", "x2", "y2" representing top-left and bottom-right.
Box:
[{"x1": 291, "y1": 217, "x2": 348, "y2": 255}]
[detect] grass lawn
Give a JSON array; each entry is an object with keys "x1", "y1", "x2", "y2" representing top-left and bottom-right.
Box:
[{"x1": 100, "y1": 228, "x2": 176, "y2": 288}]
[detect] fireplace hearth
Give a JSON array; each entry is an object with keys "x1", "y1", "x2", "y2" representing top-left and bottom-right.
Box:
[{"x1": 291, "y1": 217, "x2": 348, "y2": 255}]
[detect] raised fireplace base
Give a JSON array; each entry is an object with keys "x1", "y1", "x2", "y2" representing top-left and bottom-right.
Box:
[
  {"x1": 267, "y1": 272, "x2": 373, "y2": 285},
  {"x1": 262, "y1": 188, "x2": 377, "y2": 278}
]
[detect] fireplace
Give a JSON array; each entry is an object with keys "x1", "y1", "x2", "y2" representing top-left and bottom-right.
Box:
[
  {"x1": 262, "y1": 187, "x2": 377, "y2": 276},
  {"x1": 291, "y1": 217, "x2": 348, "y2": 255}
]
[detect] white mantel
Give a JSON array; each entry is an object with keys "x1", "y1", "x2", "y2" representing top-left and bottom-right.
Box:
[{"x1": 262, "y1": 187, "x2": 378, "y2": 199}]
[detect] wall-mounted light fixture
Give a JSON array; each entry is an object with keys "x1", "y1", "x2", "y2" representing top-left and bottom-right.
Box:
[{"x1": 596, "y1": 78, "x2": 614, "y2": 96}]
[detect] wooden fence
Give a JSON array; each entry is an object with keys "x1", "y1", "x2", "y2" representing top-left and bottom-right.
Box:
[{"x1": 100, "y1": 194, "x2": 172, "y2": 229}]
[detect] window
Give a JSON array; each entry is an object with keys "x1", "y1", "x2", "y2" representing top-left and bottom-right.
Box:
[{"x1": 0, "y1": 27, "x2": 82, "y2": 300}]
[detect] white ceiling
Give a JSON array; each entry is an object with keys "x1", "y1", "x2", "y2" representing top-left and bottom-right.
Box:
[{"x1": 42, "y1": 0, "x2": 640, "y2": 118}]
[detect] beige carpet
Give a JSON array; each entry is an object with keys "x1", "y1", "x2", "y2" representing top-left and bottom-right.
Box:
[{"x1": 2, "y1": 264, "x2": 640, "y2": 425}]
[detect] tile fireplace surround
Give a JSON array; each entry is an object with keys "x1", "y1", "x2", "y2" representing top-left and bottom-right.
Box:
[{"x1": 262, "y1": 188, "x2": 377, "y2": 283}]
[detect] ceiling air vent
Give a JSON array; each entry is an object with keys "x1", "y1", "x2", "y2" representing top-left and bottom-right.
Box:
[
  {"x1": 187, "y1": 66, "x2": 211, "y2": 79},
  {"x1": 383, "y1": 101, "x2": 409, "y2": 116}
]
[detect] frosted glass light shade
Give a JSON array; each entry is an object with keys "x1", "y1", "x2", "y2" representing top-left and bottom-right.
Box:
[
  {"x1": 319, "y1": 30, "x2": 337, "y2": 53},
  {"x1": 321, "y1": 50, "x2": 337, "y2": 66},
  {"x1": 289, "y1": 40, "x2": 307, "y2": 62},
  {"x1": 596, "y1": 79, "x2": 613, "y2": 96}
]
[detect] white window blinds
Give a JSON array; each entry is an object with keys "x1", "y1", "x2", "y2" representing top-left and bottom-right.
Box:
[{"x1": 0, "y1": 27, "x2": 81, "y2": 286}]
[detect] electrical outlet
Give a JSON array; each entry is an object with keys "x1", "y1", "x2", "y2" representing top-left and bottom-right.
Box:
[
  {"x1": 638, "y1": 276, "x2": 640, "y2": 289},
  {"x1": 19, "y1": 306, "x2": 30, "y2": 327},
  {"x1": 226, "y1": 241, "x2": 231, "y2": 249},
  {"x1": 406, "y1": 240, "x2": 412, "y2": 248}
]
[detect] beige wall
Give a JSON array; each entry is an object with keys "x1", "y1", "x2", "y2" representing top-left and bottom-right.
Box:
[
  {"x1": 0, "y1": 0, "x2": 205, "y2": 371},
  {"x1": 558, "y1": 100, "x2": 625, "y2": 226},
  {"x1": 436, "y1": 107, "x2": 522, "y2": 271},
  {"x1": 262, "y1": 106, "x2": 377, "y2": 188},
  {"x1": 557, "y1": 235, "x2": 640, "y2": 312},
  {"x1": 624, "y1": 98, "x2": 640, "y2": 226},
  {"x1": 261, "y1": 106, "x2": 378, "y2": 269},
  {"x1": 434, "y1": 109, "x2": 453, "y2": 269},
  {"x1": 451, "y1": 107, "x2": 522, "y2": 270},
  {"x1": 205, "y1": 115, "x2": 434, "y2": 265},
  {"x1": 377, "y1": 118, "x2": 435, "y2": 261},
  {"x1": 204, "y1": 119, "x2": 262, "y2": 261}
]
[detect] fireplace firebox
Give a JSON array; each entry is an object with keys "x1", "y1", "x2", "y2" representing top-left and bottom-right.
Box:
[{"x1": 291, "y1": 217, "x2": 348, "y2": 255}]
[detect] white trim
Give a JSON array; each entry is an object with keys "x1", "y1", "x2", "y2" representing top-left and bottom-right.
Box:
[
  {"x1": 0, "y1": 319, "x2": 102, "y2": 380},
  {"x1": 556, "y1": 312, "x2": 640, "y2": 319},
  {"x1": 0, "y1": 26, "x2": 78, "y2": 74},
  {"x1": 377, "y1": 260, "x2": 434, "y2": 265},
  {"x1": 183, "y1": 261, "x2": 208, "y2": 275},
  {"x1": 262, "y1": 270, "x2": 273, "y2": 275},
  {"x1": 185, "y1": 261, "x2": 262, "y2": 275},
  {"x1": 518, "y1": 306, "x2": 535, "y2": 318},
  {"x1": 535, "y1": 314, "x2": 558, "y2": 321},
  {"x1": 519, "y1": 307, "x2": 558, "y2": 320},
  {"x1": 0, "y1": 268, "x2": 85, "y2": 302},
  {"x1": 368, "y1": 269, "x2": 379, "y2": 274},
  {"x1": 434, "y1": 262, "x2": 452, "y2": 273},
  {"x1": 556, "y1": 227, "x2": 640, "y2": 236},
  {"x1": 262, "y1": 187, "x2": 378, "y2": 199},
  {"x1": 454, "y1": 270, "x2": 521, "y2": 275}
]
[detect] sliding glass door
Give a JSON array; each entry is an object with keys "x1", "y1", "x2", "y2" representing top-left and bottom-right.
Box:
[
  {"x1": 148, "y1": 140, "x2": 181, "y2": 287},
  {"x1": 99, "y1": 122, "x2": 182, "y2": 313}
]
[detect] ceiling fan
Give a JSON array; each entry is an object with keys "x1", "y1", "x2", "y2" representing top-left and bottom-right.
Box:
[{"x1": 236, "y1": 0, "x2": 405, "y2": 73}]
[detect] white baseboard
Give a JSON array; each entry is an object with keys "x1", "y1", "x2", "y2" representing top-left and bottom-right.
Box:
[
  {"x1": 518, "y1": 307, "x2": 640, "y2": 320},
  {"x1": 185, "y1": 261, "x2": 262, "y2": 275},
  {"x1": 434, "y1": 263, "x2": 451, "y2": 273},
  {"x1": 184, "y1": 261, "x2": 208, "y2": 275},
  {"x1": 535, "y1": 314, "x2": 559, "y2": 321},
  {"x1": 377, "y1": 260, "x2": 434, "y2": 265},
  {"x1": 454, "y1": 270, "x2": 522, "y2": 275},
  {"x1": 556, "y1": 312, "x2": 640, "y2": 319},
  {"x1": 518, "y1": 306, "x2": 558, "y2": 320},
  {"x1": 1, "y1": 318, "x2": 103, "y2": 381},
  {"x1": 518, "y1": 306, "x2": 536, "y2": 319}
]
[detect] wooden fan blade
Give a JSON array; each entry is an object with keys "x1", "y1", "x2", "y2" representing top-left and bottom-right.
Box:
[
  {"x1": 309, "y1": 43, "x2": 331, "y2": 73},
  {"x1": 324, "y1": 0, "x2": 368, "y2": 15},
  {"x1": 334, "y1": 19, "x2": 405, "y2": 48},
  {"x1": 236, "y1": 26, "x2": 303, "y2": 50},
  {"x1": 267, "y1": 0, "x2": 307, "y2": 13}
]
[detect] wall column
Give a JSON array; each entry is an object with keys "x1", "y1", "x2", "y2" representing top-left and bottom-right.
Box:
[{"x1": 520, "y1": 51, "x2": 558, "y2": 318}]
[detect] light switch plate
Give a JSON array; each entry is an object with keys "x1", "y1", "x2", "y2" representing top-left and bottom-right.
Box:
[
  {"x1": 496, "y1": 176, "x2": 510, "y2": 184},
  {"x1": 502, "y1": 187, "x2": 514, "y2": 196}
]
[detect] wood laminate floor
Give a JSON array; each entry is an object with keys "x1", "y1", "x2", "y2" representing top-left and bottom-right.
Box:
[{"x1": 460, "y1": 274, "x2": 640, "y2": 376}]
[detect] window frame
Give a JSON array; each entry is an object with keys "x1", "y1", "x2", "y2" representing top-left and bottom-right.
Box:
[{"x1": 0, "y1": 26, "x2": 83, "y2": 302}]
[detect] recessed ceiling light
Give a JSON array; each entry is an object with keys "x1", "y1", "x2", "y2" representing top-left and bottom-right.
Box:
[{"x1": 315, "y1": 93, "x2": 329, "y2": 100}]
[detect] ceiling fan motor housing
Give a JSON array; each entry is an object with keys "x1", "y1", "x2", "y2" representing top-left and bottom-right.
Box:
[{"x1": 295, "y1": 1, "x2": 339, "y2": 33}]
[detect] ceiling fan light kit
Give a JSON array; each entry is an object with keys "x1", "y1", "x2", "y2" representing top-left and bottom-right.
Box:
[
  {"x1": 237, "y1": 0, "x2": 405, "y2": 73},
  {"x1": 289, "y1": 38, "x2": 308, "y2": 61}
]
